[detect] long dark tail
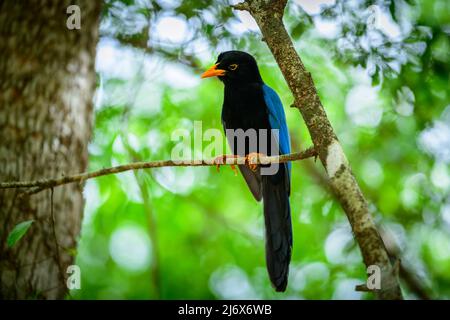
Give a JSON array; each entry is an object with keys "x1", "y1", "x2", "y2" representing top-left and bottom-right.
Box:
[{"x1": 261, "y1": 165, "x2": 292, "y2": 292}]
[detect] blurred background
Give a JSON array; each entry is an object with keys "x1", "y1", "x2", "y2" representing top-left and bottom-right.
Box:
[{"x1": 72, "y1": 0, "x2": 450, "y2": 299}]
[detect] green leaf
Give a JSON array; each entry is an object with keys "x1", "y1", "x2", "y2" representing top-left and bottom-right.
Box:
[{"x1": 7, "y1": 220, "x2": 34, "y2": 248}]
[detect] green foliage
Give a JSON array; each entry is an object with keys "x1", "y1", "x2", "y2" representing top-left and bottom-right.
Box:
[
  {"x1": 7, "y1": 220, "x2": 34, "y2": 248},
  {"x1": 73, "y1": 0, "x2": 450, "y2": 299}
]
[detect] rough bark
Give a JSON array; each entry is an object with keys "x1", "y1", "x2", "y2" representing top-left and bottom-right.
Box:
[
  {"x1": 0, "y1": 0, "x2": 101, "y2": 299},
  {"x1": 233, "y1": 0, "x2": 403, "y2": 299}
]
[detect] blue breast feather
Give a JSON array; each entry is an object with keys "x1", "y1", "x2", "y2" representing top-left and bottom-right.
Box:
[{"x1": 262, "y1": 84, "x2": 291, "y2": 176}]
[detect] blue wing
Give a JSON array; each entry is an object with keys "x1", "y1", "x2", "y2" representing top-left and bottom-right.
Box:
[{"x1": 262, "y1": 84, "x2": 291, "y2": 177}]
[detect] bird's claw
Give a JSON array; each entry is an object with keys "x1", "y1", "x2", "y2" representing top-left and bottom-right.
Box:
[
  {"x1": 213, "y1": 155, "x2": 238, "y2": 176},
  {"x1": 230, "y1": 164, "x2": 238, "y2": 176},
  {"x1": 245, "y1": 152, "x2": 264, "y2": 172},
  {"x1": 213, "y1": 155, "x2": 225, "y2": 173}
]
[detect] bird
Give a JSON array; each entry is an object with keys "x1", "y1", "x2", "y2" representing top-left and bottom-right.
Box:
[{"x1": 201, "y1": 51, "x2": 292, "y2": 292}]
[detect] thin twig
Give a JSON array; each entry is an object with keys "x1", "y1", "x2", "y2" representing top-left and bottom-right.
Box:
[
  {"x1": 0, "y1": 148, "x2": 317, "y2": 192},
  {"x1": 124, "y1": 137, "x2": 162, "y2": 299}
]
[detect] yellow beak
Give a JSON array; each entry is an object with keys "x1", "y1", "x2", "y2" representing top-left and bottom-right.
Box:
[{"x1": 201, "y1": 63, "x2": 226, "y2": 78}]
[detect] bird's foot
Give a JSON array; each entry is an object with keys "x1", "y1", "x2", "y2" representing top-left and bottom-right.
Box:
[
  {"x1": 213, "y1": 154, "x2": 238, "y2": 175},
  {"x1": 245, "y1": 152, "x2": 265, "y2": 172}
]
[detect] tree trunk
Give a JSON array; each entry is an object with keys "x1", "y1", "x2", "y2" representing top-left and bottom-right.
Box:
[{"x1": 0, "y1": 0, "x2": 101, "y2": 299}]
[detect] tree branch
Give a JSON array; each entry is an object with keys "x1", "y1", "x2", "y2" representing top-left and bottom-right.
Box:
[
  {"x1": 233, "y1": 0, "x2": 403, "y2": 299},
  {"x1": 115, "y1": 33, "x2": 202, "y2": 71},
  {"x1": 0, "y1": 147, "x2": 316, "y2": 192}
]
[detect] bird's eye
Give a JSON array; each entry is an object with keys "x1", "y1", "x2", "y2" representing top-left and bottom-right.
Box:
[{"x1": 229, "y1": 64, "x2": 238, "y2": 71}]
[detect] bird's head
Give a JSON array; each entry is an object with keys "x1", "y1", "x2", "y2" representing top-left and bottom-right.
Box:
[{"x1": 201, "y1": 51, "x2": 263, "y2": 85}]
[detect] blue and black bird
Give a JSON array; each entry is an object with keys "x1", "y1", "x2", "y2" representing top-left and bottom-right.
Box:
[{"x1": 201, "y1": 51, "x2": 292, "y2": 291}]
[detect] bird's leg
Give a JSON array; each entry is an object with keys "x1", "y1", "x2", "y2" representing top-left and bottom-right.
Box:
[
  {"x1": 245, "y1": 152, "x2": 265, "y2": 172},
  {"x1": 212, "y1": 154, "x2": 238, "y2": 175}
]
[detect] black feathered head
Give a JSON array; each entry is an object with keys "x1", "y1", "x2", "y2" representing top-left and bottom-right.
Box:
[{"x1": 201, "y1": 51, "x2": 263, "y2": 85}]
